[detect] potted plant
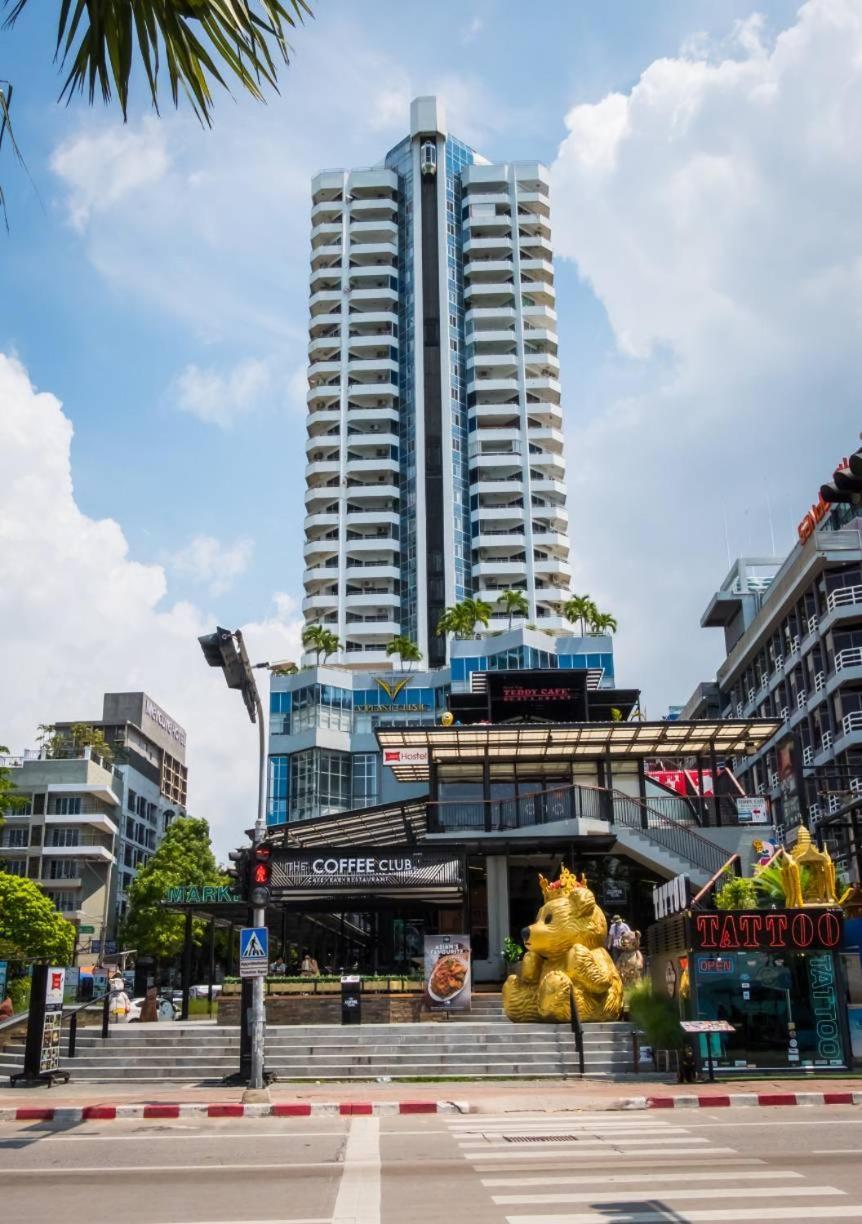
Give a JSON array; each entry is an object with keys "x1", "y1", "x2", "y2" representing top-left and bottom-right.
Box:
[{"x1": 501, "y1": 936, "x2": 525, "y2": 972}]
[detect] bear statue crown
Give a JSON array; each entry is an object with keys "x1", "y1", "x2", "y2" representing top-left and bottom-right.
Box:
[{"x1": 539, "y1": 865, "x2": 586, "y2": 902}]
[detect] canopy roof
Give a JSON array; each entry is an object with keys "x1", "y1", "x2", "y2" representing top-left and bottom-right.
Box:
[{"x1": 376, "y1": 719, "x2": 781, "y2": 782}]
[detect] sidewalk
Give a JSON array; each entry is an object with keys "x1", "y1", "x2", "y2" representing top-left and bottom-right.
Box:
[{"x1": 2, "y1": 1074, "x2": 861, "y2": 1118}]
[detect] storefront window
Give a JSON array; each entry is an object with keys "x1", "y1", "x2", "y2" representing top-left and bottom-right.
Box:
[{"x1": 694, "y1": 950, "x2": 846, "y2": 1070}]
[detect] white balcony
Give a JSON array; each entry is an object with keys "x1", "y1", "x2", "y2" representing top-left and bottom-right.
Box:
[
  {"x1": 302, "y1": 594, "x2": 338, "y2": 613},
  {"x1": 346, "y1": 380, "x2": 399, "y2": 401},
  {"x1": 797, "y1": 690, "x2": 808, "y2": 709},
  {"x1": 305, "y1": 459, "x2": 341, "y2": 480},
  {"x1": 803, "y1": 745, "x2": 814, "y2": 766},
  {"x1": 43, "y1": 842, "x2": 115, "y2": 864},
  {"x1": 827, "y1": 584, "x2": 862, "y2": 612},
  {"x1": 836, "y1": 647, "x2": 862, "y2": 672},
  {"x1": 841, "y1": 711, "x2": 862, "y2": 738},
  {"x1": 345, "y1": 619, "x2": 401, "y2": 637}
]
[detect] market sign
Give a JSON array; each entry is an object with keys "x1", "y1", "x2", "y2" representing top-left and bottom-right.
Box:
[
  {"x1": 270, "y1": 847, "x2": 464, "y2": 892},
  {"x1": 690, "y1": 909, "x2": 843, "y2": 953},
  {"x1": 164, "y1": 885, "x2": 242, "y2": 904}
]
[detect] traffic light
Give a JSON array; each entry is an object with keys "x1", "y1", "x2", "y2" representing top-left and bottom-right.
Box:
[
  {"x1": 821, "y1": 449, "x2": 862, "y2": 506},
  {"x1": 249, "y1": 844, "x2": 272, "y2": 907},
  {"x1": 226, "y1": 848, "x2": 248, "y2": 895},
  {"x1": 198, "y1": 626, "x2": 258, "y2": 723}
]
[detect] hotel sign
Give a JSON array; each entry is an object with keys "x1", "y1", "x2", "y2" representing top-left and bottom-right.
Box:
[
  {"x1": 270, "y1": 847, "x2": 464, "y2": 892},
  {"x1": 144, "y1": 697, "x2": 187, "y2": 749},
  {"x1": 355, "y1": 675, "x2": 430, "y2": 715},
  {"x1": 797, "y1": 454, "x2": 846, "y2": 542}
]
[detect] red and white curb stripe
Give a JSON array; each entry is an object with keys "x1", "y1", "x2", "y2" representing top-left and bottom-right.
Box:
[
  {"x1": 632, "y1": 1091, "x2": 862, "y2": 1110},
  {"x1": 0, "y1": 1100, "x2": 471, "y2": 1123}
]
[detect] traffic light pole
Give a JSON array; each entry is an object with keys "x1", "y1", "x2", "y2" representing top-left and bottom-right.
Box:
[{"x1": 235, "y1": 630, "x2": 268, "y2": 1094}]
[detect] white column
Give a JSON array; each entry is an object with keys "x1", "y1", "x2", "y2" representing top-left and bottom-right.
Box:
[{"x1": 474, "y1": 854, "x2": 509, "y2": 982}]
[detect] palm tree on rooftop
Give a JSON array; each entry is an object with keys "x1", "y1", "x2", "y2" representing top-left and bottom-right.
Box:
[
  {"x1": 386, "y1": 636, "x2": 422, "y2": 671},
  {"x1": 563, "y1": 594, "x2": 598, "y2": 637},
  {"x1": 590, "y1": 611, "x2": 618, "y2": 636},
  {"x1": 497, "y1": 589, "x2": 529, "y2": 630}
]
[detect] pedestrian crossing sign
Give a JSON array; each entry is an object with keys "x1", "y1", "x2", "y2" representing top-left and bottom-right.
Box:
[{"x1": 239, "y1": 926, "x2": 269, "y2": 977}]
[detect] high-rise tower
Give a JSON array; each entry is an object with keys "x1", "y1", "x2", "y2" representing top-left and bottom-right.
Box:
[{"x1": 304, "y1": 97, "x2": 570, "y2": 669}]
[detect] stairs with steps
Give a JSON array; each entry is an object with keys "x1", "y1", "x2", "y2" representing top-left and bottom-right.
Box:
[{"x1": 0, "y1": 1017, "x2": 637, "y2": 1082}]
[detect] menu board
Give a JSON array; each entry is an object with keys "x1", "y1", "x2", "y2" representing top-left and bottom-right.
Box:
[{"x1": 424, "y1": 934, "x2": 471, "y2": 1013}]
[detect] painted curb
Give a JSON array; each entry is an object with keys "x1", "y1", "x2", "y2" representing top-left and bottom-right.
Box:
[
  {"x1": 0, "y1": 1099, "x2": 471, "y2": 1123},
  {"x1": 645, "y1": 1091, "x2": 862, "y2": 1109}
]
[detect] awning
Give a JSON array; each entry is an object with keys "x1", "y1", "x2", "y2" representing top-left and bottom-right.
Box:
[{"x1": 376, "y1": 719, "x2": 782, "y2": 781}]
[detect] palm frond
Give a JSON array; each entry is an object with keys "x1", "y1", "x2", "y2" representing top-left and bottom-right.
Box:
[{"x1": 4, "y1": 0, "x2": 312, "y2": 125}]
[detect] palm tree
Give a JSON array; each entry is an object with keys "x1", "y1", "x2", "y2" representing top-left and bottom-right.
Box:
[
  {"x1": 386, "y1": 636, "x2": 422, "y2": 671},
  {"x1": 2, "y1": 2, "x2": 310, "y2": 224},
  {"x1": 435, "y1": 606, "x2": 461, "y2": 639},
  {"x1": 459, "y1": 598, "x2": 492, "y2": 638},
  {"x1": 563, "y1": 594, "x2": 598, "y2": 636},
  {"x1": 590, "y1": 611, "x2": 619, "y2": 636},
  {"x1": 497, "y1": 589, "x2": 528, "y2": 629},
  {"x1": 302, "y1": 623, "x2": 339, "y2": 664},
  {"x1": 319, "y1": 629, "x2": 341, "y2": 663}
]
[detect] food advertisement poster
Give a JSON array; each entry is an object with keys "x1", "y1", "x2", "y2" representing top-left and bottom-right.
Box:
[{"x1": 424, "y1": 934, "x2": 471, "y2": 1013}]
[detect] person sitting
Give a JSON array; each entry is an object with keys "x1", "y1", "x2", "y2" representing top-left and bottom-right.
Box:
[{"x1": 300, "y1": 950, "x2": 320, "y2": 977}]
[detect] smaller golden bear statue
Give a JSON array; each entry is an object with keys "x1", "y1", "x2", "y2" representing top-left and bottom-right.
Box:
[
  {"x1": 502, "y1": 866, "x2": 623, "y2": 1023},
  {"x1": 616, "y1": 929, "x2": 644, "y2": 990}
]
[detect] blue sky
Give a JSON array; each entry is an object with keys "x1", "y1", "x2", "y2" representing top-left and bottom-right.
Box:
[{"x1": 1, "y1": 0, "x2": 858, "y2": 852}]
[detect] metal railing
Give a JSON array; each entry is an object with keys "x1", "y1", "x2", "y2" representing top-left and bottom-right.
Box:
[
  {"x1": 427, "y1": 781, "x2": 732, "y2": 877},
  {"x1": 842, "y1": 711, "x2": 862, "y2": 737},
  {"x1": 836, "y1": 647, "x2": 862, "y2": 672},
  {"x1": 827, "y1": 584, "x2": 862, "y2": 612}
]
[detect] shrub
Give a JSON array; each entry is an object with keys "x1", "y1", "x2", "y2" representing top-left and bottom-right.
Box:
[
  {"x1": 715, "y1": 874, "x2": 758, "y2": 910},
  {"x1": 8, "y1": 975, "x2": 31, "y2": 1013},
  {"x1": 626, "y1": 978, "x2": 684, "y2": 1051}
]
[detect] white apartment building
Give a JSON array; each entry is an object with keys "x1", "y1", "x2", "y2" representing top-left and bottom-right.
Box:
[{"x1": 303, "y1": 96, "x2": 571, "y2": 671}]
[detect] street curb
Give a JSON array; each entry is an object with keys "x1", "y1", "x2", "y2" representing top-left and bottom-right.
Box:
[
  {"x1": 643, "y1": 1091, "x2": 862, "y2": 1110},
  {"x1": 0, "y1": 1099, "x2": 471, "y2": 1123}
]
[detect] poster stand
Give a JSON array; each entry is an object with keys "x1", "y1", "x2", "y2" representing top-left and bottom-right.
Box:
[{"x1": 10, "y1": 964, "x2": 71, "y2": 1088}]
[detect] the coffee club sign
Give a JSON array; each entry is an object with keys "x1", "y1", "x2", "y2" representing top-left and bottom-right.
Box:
[
  {"x1": 164, "y1": 885, "x2": 242, "y2": 904},
  {"x1": 270, "y1": 847, "x2": 464, "y2": 891}
]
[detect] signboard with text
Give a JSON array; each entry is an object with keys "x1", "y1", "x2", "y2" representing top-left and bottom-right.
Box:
[
  {"x1": 690, "y1": 909, "x2": 843, "y2": 953},
  {"x1": 270, "y1": 848, "x2": 464, "y2": 894},
  {"x1": 424, "y1": 935, "x2": 471, "y2": 1013}
]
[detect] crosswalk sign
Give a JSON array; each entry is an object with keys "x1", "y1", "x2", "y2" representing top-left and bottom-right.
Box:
[{"x1": 240, "y1": 926, "x2": 269, "y2": 977}]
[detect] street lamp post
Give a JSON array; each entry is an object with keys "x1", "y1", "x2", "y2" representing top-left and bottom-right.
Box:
[{"x1": 198, "y1": 626, "x2": 268, "y2": 1092}]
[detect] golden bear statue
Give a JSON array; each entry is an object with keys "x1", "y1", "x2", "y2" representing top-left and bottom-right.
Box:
[{"x1": 502, "y1": 867, "x2": 623, "y2": 1024}]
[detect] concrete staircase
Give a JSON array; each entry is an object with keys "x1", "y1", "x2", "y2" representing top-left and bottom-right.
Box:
[{"x1": 0, "y1": 1016, "x2": 638, "y2": 1082}]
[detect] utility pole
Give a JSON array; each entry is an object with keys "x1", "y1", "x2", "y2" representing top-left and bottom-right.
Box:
[{"x1": 198, "y1": 626, "x2": 268, "y2": 1094}]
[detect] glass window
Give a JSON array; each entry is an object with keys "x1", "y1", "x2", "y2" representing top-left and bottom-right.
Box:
[
  {"x1": 4, "y1": 858, "x2": 27, "y2": 876},
  {"x1": 46, "y1": 827, "x2": 80, "y2": 848},
  {"x1": 353, "y1": 753, "x2": 379, "y2": 806},
  {"x1": 127, "y1": 788, "x2": 137, "y2": 813},
  {"x1": 50, "y1": 891, "x2": 77, "y2": 913},
  {"x1": 52, "y1": 796, "x2": 82, "y2": 816},
  {"x1": 2, "y1": 826, "x2": 28, "y2": 847},
  {"x1": 47, "y1": 858, "x2": 79, "y2": 880}
]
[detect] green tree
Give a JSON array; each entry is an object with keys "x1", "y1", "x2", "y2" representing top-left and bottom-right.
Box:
[
  {"x1": 1, "y1": 1, "x2": 311, "y2": 224},
  {"x1": 0, "y1": 872, "x2": 76, "y2": 962},
  {"x1": 121, "y1": 817, "x2": 226, "y2": 960},
  {"x1": 497, "y1": 589, "x2": 528, "y2": 629},
  {"x1": 563, "y1": 594, "x2": 598, "y2": 636},
  {"x1": 37, "y1": 723, "x2": 115, "y2": 765},
  {"x1": 590, "y1": 610, "x2": 618, "y2": 636},
  {"x1": 435, "y1": 606, "x2": 461, "y2": 639},
  {"x1": 0, "y1": 746, "x2": 28, "y2": 830},
  {"x1": 385, "y1": 636, "x2": 422, "y2": 670},
  {"x1": 302, "y1": 623, "x2": 340, "y2": 664}
]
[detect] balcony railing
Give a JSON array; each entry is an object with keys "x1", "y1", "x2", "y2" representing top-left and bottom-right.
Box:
[
  {"x1": 815, "y1": 671, "x2": 826, "y2": 693},
  {"x1": 822, "y1": 730, "x2": 834, "y2": 751},
  {"x1": 797, "y1": 691, "x2": 808, "y2": 710},
  {"x1": 827, "y1": 584, "x2": 862, "y2": 612},
  {"x1": 427, "y1": 781, "x2": 737, "y2": 877},
  {"x1": 836, "y1": 647, "x2": 862, "y2": 672},
  {"x1": 803, "y1": 745, "x2": 814, "y2": 766},
  {"x1": 841, "y1": 711, "x2": 862, "y2": 738}
]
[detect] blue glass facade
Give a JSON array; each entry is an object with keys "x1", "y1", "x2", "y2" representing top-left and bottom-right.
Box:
[
  {"x1": 444, "y1": 136, "x2": 476, "y2": 602},
  {"x1": 384, "y1": 137, "x2": 417, "y2": 645}
]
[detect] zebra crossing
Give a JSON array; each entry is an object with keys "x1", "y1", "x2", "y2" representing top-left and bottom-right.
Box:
[{"x1": 445, "y1": 1111, "x2": 860, "y2": 1223}]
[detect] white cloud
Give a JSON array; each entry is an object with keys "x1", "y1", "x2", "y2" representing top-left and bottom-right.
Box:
[
  {"x1": 169, "y1": 535, "x2": 254, "y2": 596},
  {"x1": 171, "y1": 358, "x2": 274, "y2": 429},
  {"x1": 462, "y1": 16, "x2": 484, "y2": 44},
  {"x1": 552, "y1": 0, "x2": 862, "y2": 711},
  {"x1": 51, "y1": 119, "x2": 169, "y2": 231},
  {"x1": 0, "y1": 354, "x2": 302, "y2": 856}
]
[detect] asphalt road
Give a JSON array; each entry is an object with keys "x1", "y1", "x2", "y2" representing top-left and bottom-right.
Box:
[{"x1": 2, "y1": 1106, "x2": 862, "y2": 1224}]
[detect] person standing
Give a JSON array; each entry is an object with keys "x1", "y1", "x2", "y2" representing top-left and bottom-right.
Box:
[{"x1": 606, "y1": 914, "x2": 631, "y2": 963}]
